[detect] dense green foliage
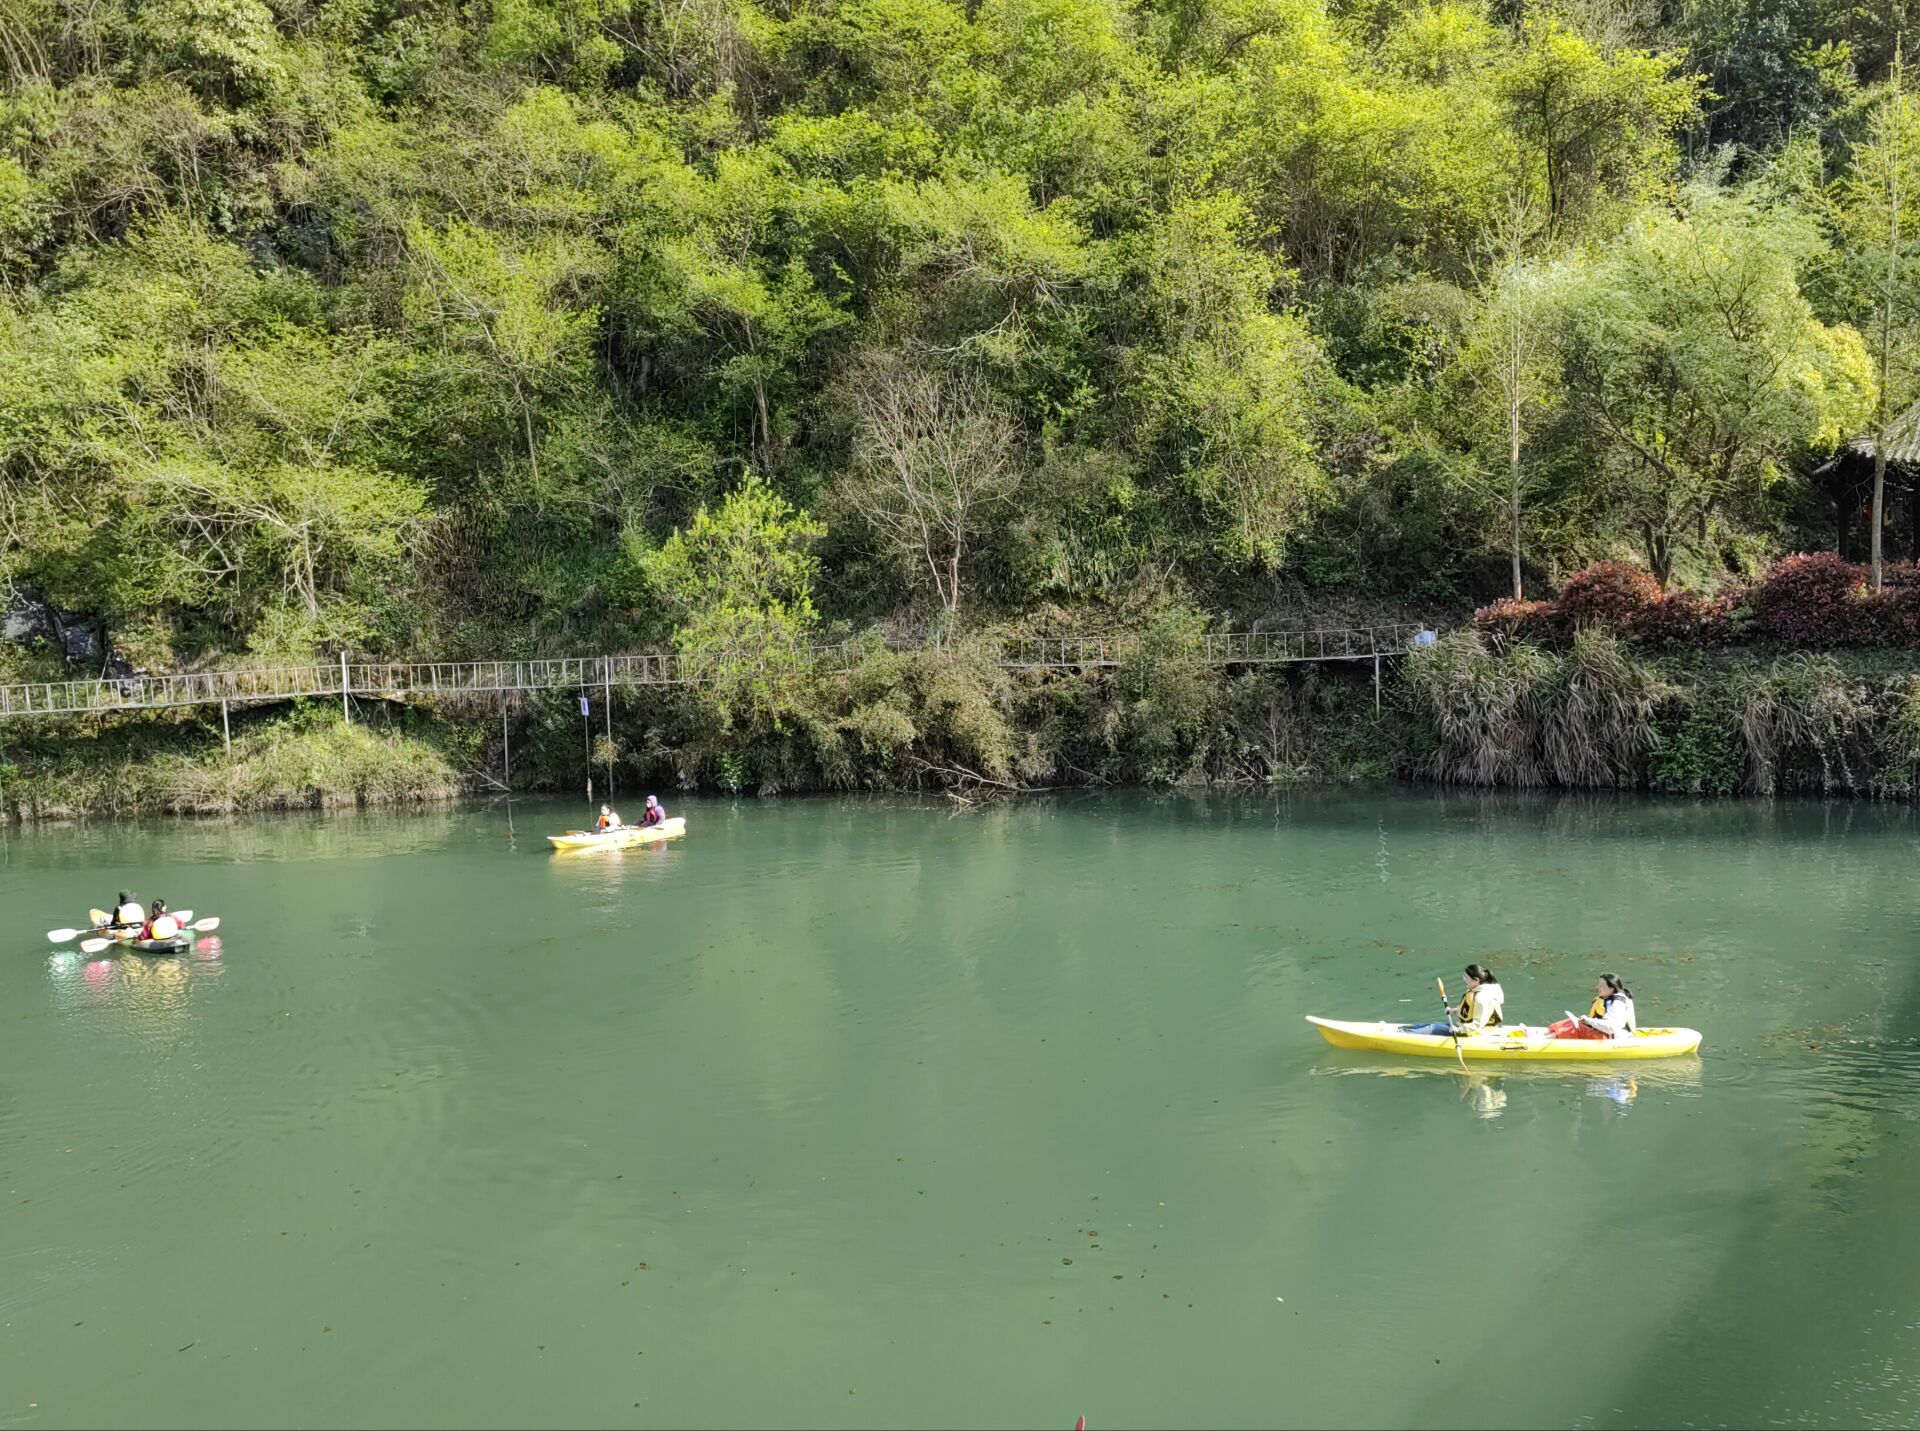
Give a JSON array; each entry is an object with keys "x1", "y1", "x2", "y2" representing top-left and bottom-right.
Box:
[
  {"x1": 1407, "y1": 630, "x2": 1920, "y2": 797},
  {"x1": 0, "y1": 0, "x2": 1913, "y2": 674}
]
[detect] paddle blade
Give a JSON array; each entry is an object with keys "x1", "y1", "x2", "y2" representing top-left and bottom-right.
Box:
[
  {"x1": 79, "y1": 937, "x2": 112, "y2": 955},
  {"x1": 191, "y1": 917, "x2": 220, "y2": 933},
  {"x1": 171, "y1": 909, "x2": 194, "y2": 926},
  {"x1": 47, "y1": 928, "x2": 82, "y2": 944},
  {"x1": 1076, "y1": 1419, "x2": 1086, "y2": 1431}
]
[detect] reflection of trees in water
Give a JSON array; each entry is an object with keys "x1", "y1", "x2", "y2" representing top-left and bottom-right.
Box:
[{"x1": 1609, "y1": 956, "x2": 1920, "y2": 1426}]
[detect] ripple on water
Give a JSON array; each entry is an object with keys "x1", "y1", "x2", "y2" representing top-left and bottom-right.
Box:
[
  {"x1": 1798, "y1": 1040, "x2": 1920, "y2": 1120},
  {"x1": 0, "y1": 1246, "x2": 114, "y2": 1321}
]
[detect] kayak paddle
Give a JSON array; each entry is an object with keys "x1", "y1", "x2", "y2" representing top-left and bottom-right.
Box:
[
  {"x1": 75, "y1": 916, "x2": 220, "y2": 956},
  {"x1": 1436, "y1": 976, "x2": 1467, "y2": 1070},
  {"x1": 53, "y1": 908, "x2": 194, "y2": 943},
  {"x1": 50, "y1": 908, "x2": 113, "y2": 942}
]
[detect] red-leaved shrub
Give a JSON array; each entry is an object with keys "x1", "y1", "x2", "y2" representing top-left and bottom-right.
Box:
[
  {"x1": 1753, "y1": 553, "x2": 1864, "y2": 647},
  {"x1": 1556, "y1": 560, "x2": 1661, "y2": 629},
  {"x1": 1634, "y1": 590, "x2": 1733, "y2": 649},
  {"x1": 1472, "y1": 598, "x2": 1557, "y2": 644},
  {"x1": 1856, "y1": 586, "x2": 1920, "y2": 647},
  {"x1": 1837, "y1": 563, "x2": 1920, "y2": 646}
]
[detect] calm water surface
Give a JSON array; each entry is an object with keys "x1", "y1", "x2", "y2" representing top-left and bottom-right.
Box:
[{"x1": 3, "y1": 790, "x2": 1919, "y2": 1429}]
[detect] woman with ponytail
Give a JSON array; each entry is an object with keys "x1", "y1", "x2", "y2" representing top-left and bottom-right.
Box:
[
  {"x1": 1549, "y1": 973, "x2": 1636, "y2": 1041},
  {"x1": 1401, "y1": 964, "x2": 1505, "y2": 1036}
]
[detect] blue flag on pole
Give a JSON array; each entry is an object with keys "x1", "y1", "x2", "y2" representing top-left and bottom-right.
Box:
[{"x1": 579, "y1": 695, "x2": 589, "y2": 717}]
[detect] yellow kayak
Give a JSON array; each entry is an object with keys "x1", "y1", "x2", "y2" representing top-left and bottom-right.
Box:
[
  {"x1": 1306, "y1": 1016, "x2": 1702, "y2": 1061},
  {"x1": 547, "y1": 817, "x2": 686, "y2": 852}
]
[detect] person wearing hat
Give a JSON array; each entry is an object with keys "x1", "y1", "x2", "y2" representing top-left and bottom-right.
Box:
[{"x1": 108, "y1": 890, "x2": 144, "y2": 931}]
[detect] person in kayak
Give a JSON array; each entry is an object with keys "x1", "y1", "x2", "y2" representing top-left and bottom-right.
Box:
[
  {"x1": 139, "y1": 899, "x2": 181, "y2": 941},
  {"x1": 595, "y1": 804, "x2": 622, "y2": 831},
  {"x1": 1400, "y1": 964, "x2": 1504, "y2": 1036},
  {"x1": 1549, "y1": 973, "x2": 1635, "y2": 1040},
  {"x1": 639, "y1": 795, "x2": 665, "y2": 828},
  {"x1": 108, "y1": 891, "x2": 144, "y2": 931}
]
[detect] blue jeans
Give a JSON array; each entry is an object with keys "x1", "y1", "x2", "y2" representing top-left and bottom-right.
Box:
[{"x1": 1400, "y1": 1020, "x2": 1456, "y2": 1036}]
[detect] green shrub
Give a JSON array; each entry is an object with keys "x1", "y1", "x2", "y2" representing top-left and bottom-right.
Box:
[{"x1": 1648, "y1": 703, "x2": 1742, "y2": 795}]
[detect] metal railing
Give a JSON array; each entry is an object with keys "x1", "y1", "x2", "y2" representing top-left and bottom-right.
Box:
[
  {"x1": 0, "y1": 625, "x2": 1433, "y2": 721},
  {"x1": 997, "y1": 624, "x2": 1426, "y2": 669}
]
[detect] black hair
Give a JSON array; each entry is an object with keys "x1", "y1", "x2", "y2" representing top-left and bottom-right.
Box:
[
  {"x1": 151, "y1": 898, "x2": 166, "y2": 913},
  {"x1": 119, "y1": 890, "x2": 132, "y2": 904},
  {"x1": 1599, "y1": 972, "x2": 1631, "y2": 998},
  {"x1": 1465, "y1": 963, "x2": 1497, "y2": 984}
]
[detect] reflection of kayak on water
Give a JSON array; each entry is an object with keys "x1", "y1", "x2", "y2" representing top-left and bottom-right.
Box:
[
  {"x1": 1311, "y1": 1056, "x2": 1704, "y2": 1092},
  {"x1": 1313, "y1": 1052, "x2": 1701, "y2": 1121},
  {"x1": 547, "y1": 817, "x2": 686, "y2": 852},
  {"x1": 1306, "y1": 1016, "x2": 1703, "y2": 1061}
]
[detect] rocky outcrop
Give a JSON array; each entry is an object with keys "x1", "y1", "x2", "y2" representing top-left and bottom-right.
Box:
[{"x1": 2, "y1": 586, "x2": 137, "y2": 678}]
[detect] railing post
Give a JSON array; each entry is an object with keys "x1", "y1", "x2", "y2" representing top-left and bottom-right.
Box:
[
  {"x1": 1374, "y1": 653, "x2": 1381, "y2": 716},
  {"x1": 222, "y1": 698, "x2": 231, "y2": 757},
  {"x1": 341, "y1": 650, "x2": 350, "y2": 725}
]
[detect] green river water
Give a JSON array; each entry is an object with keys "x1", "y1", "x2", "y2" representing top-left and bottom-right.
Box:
[{"x1": 4, "y1": 790, "x2": 1920, "y2": 1430}]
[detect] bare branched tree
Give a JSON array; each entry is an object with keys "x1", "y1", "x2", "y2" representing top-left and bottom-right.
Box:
[{"x1": 841, "y1": 353, "x2": 1020, "y2": 619}]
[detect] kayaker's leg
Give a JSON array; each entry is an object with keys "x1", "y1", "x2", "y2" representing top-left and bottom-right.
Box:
[
  {"x1": 1399, "y1": 1020, "x2": 1454, "y2": 1036},
  {"x1": 1547, "y1": 1018, "x2": 1608, "y2": 1040}
]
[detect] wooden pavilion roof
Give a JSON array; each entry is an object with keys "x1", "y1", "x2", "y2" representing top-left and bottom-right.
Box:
[{"x1": 1851, "y1": 398, "x2": 1920, "y2": 466}]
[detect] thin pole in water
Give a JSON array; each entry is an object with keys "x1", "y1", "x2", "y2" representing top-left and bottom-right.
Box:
[
  {"x1": 603, "y1": 656, "x2": 614, "y2": 801},
  {"x1": 581, "y1": 692, "x2": 593, "y2": 806},
  {"x1": 501, "y1": 696, "x2": 511, "y2": 788}
]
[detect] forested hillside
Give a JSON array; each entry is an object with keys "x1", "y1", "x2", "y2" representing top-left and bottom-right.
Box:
[{"x1": 0, "y1": 0, "x2": 1911, "y2": 677}]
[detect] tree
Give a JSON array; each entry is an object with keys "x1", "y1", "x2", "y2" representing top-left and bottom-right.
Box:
[
  {"x1": 839, "y1": 352, "x2": 1021, "y2": 620},
  {"x1": 1827, "y1": 50, "x2": 1920, "y2": 589},
  {"x1": 1458, "y1": 195, "x2": 1565, "y2": 598},
  {"x1": 0, "y1": 219, "x2": 427, "y2": 652},
  {"x1": 643, "y1": 474, "x2": 825, "y2": 722},
  {"x1": 1557, "y1": 189, "x2": 1875, "y2": 584},
  {"x1": 404, "y1": 219, "x2": 604, "y2": 483},
  {"x1": 1497, "y1": 16, "x2": 1704, "y2": 238}
]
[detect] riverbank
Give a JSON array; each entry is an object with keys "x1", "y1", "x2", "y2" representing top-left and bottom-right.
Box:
[
  {"x1": 0, "y1": 635, "x2": 1403, "y2": 822},
  {"x1": 1415, "y1": 631, "x2": 1920, "y2": 798},
  {"x1": 10, "y1": 631, "x2": 1920, "y2": 822},
  {"x1": 0, "y1": 706, "x2": 468, "y2": 823}
]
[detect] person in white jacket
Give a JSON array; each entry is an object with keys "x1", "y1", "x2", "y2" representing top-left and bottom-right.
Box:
[
  {"x1": 1401, "y1": 964, "x2": 1505, "y2": 1037},
  {"x1": 1551, "y1": 973, "x2": 1636, "y2": 1040}
]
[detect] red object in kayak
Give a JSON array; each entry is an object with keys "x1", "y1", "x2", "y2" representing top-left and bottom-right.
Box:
[{"x1": 1547, "y1": 1018, "x2": 1608, "y2": 1040}]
